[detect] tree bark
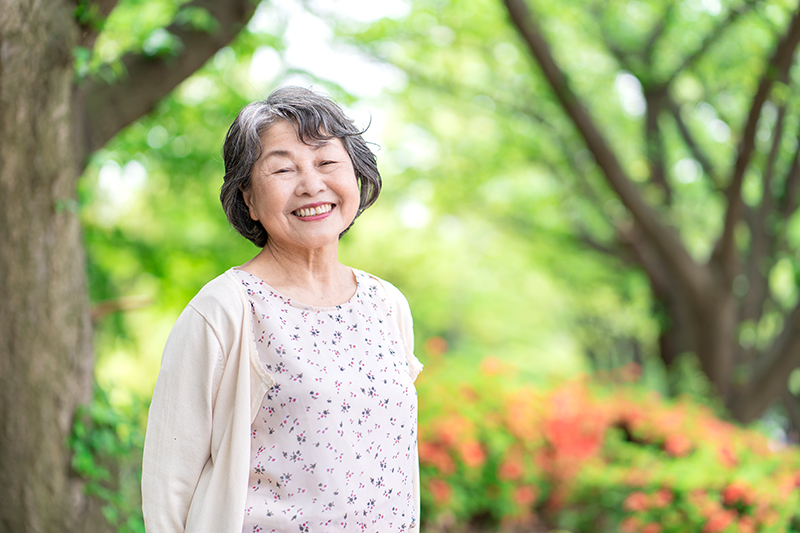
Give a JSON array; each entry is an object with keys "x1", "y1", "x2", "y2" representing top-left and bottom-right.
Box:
[
  {"x1": 0, "y1": 1, "x2": 98, "y2": 531},
  {"x1": 0, "y1": 0, "x2": 259, "y2": 530}
]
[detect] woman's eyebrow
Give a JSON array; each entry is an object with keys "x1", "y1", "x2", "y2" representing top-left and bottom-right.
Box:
[{"x1": 262, "y1": 149, "x2": 291, "y2": 160}]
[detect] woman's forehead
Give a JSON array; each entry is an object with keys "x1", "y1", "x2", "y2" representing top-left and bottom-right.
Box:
[{"x1": 260, "y1": 121, "x2": 345, "y2": 157}]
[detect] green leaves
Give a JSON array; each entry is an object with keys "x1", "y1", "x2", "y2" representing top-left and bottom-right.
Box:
[
  {"x1": 74, "y1": 0, "x2": 106, "y2": 31},
  {"x1": 174, "y1": 6, "x2": 220, "y2": 34},
  {"x1": 69, "y1": 385, "x2": 145, "y2": 533}
]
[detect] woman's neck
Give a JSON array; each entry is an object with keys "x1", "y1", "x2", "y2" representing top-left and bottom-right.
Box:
[{"x1": 238, "y1": 241, "x2": 356, "y2": 306}]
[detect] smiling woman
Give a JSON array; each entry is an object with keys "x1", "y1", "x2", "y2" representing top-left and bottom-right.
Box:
[
  {"x1": 141, "y1": 87, "x2": 423, "y2": 533},
  {"x1": 239, "y1": 120, "x2": 361, "y2": 281}
]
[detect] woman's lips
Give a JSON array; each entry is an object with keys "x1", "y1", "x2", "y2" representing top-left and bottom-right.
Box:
[{"x1": 293, "y1": 203, "x2": 334, "y2": 218}]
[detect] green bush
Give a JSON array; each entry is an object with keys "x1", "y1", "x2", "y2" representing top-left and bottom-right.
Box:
[{"x1": 69, "y1": 385, "x2": 146, "y2": 533}]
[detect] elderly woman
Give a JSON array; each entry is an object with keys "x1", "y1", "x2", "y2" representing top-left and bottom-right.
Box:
[{"x1": 142, "y1": 86, "x2": 423, "y2": 533}]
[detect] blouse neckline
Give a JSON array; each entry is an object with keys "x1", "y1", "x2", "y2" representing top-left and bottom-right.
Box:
[{"x1": 231, "y1": 267, "x2": 361, "y2": 312}]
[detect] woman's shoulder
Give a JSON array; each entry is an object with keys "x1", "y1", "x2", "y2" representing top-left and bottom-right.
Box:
[
  {"x1": 357, "y1": 270, "x2": 410, "y2": 306},
  {"x1": 185, "y1": 269, "x2": 247, "y2": 322}
]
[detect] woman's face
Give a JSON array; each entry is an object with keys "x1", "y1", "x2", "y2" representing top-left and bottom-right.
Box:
[{"x1": 243, "y1": 119, "x2": 360, "y2": 253}]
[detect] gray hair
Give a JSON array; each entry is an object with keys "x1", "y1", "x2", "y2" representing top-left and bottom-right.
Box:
[{"x1": 220, "y1": 86, "x2": 382, "y2": 247}]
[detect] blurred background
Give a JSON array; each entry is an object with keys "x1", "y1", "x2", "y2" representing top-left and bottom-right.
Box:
[{"x1": 69, "y1": 0, "x2": 800, "y2": 531}]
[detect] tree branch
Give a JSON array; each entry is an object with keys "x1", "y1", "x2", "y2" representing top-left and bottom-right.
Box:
[
  {"x1": 643, "y1": 4, "x2": 674, "y2": 63},
  {"x1": 618, "y1": 223, "x2": 675, "y2": 296},
  {"x1": 595, "y1": 3, "x2": 673, "y2": 80},
  {"x1": 593, "y1": 6, "x2": 638, "y2": 76},
  {"x1": 666, "y1": 96, "x2": 721, "y2": 189},
  {"x1": 578, "y1": 233, "x2": 624, "y2": 258},
  {"x1": 738, "y1": 302, "x2": 800, "y2": 421},
  {"x1": 645, "y1": 88, "x2": 671, "y2": 203},
  {"x1": 658, "y1": 0, "x2": 756, "y2": 88},
  {"x1": 780, "y1": 132, "x2": 800, "y2": 219},
  {"x1": 503, "y1": 0, "x2": 709, "y2": 297},
  {"x1": 74, "y1": 0, "x2": 258, "y2": 164},
  {"x1": 742, "y1": 102, "x2": 787, "y2": 323},
  {"x1": 713, "y1": 8, "x2": 800, "y2": 284},
  {"x1": 782, "y1": 388, "x2": 800, "y2": 441},
  {"x1": 90, "y1": 295, "x2": 152, "y2": 322}
]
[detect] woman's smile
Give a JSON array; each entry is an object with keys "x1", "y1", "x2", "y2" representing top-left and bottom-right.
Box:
[{"x1": 293, "y1": 202, "x2": 334, "y2": 219}]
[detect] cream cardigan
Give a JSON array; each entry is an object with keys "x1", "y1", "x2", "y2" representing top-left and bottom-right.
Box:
[{"x1": 141, "y1": 269, "x2": 421, "y2": 533}]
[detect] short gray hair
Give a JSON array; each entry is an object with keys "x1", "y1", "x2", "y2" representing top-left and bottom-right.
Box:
[{"x1": 220, "y1": 86, "x2": 381, "y2": 247}]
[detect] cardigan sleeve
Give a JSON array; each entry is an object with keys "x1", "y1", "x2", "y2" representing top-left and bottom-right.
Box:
[
  {"x1": 372, "y1": 276, "x2": 423, "y2": 533},
  {"x1": 141, "y1": 305, "x2": 225, "y2": 533},
  {"x1": 377, "y1": 277, "x2": 423, "y2": 382}
]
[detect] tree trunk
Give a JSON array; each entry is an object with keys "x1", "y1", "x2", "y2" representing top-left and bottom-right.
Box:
[
  {"x1": 0, "y1": 0, "x2": 262, "y2": 527},
  {"x1": 0, "y1": 1, "x2": 101, "y2": 531},
  {"x1": 652, "y1": 276, "x2": 738, "y2": 401}
]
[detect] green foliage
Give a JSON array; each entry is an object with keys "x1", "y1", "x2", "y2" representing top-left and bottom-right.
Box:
[
  {"x1": 141, "y1": 28, "x2": 183, "y2": 58},
  {"x1": 74, "y1": 0, "x2": 106, "y2": 31},
  {"x1": 417, "y1": 354, "x2": 800, "y2": 533},
  {"x1": 69, "y1": 385, "x2": 145, "y2": 533},
  {"x1": 174, "y1": 6, "x2": 219, "y2": 34},
  {"x1": 73, "y1": 46, "x2": 94, "y2": 82},
  {"x1": 73, "y1": 0, "x2": 188, "y2": 79}
]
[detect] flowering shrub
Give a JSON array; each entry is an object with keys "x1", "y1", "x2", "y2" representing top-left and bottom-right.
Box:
[{"x1": 416, "y1": 351, "x2": 800, "y2": 532}]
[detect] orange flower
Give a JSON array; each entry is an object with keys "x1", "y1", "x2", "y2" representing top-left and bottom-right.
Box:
[
  {"x1": 722, "y1": 482, "x2": 753, "y2": 507},
  {"x1": 545, "y1": 418, "x2": 603, "y2": 460},
  {"x1": 619, "y1": 404, "x2": 647, "y2": 434},
  {"x1": 618, "y1": 362, "x2": 642, "y2": 382},
  {"x1": 623, "y1": 491, "x2": 650, "y2": 512},
  {"x1": 498, "y1": 457, "x2": 524, "y2": 481},
  {"x1": 620, "y1": 517, "x2": 641, "y2": 533},
  {"x1": 435, "y1": 416, "x2": 474, "y2": 447},
  {"x1": 757, "y1": 508, "x2": 780, "y2": 527},
  {"x1": 429, "y1": 479, "x2": 451, "y2": 506},
  {"x1": 778, "y1": 473, "x2": 795, "y2": 498},
  {"x1": 424, "y1": 336, "x2": 448, "y2": 356},
  {"x1": 480, "y1": 356, "x2": 504, "y2": 375},
  {"x1": 418, "y1": 442, "x2": 455, "y2": 474},
  {"x1": 738, "y1": 516, "x2": 756, "y2": 533},
  {"x1": 542, "y1": 383, "x2": 609, "y2": 462},
  {"x1": 652, "y1": 488, "x2": 673, "y2": 508},
  {"x1": 624, "y1": 469, "x2": 649, "y2": 487},
  {"x1": 504, "y1": 390, "x2": 541, "y2": 441},
  {"x1": 664, "y1": 434, "x2": 692, "y2": 457},
  {"x1": 703, "y1": 510, "x2": 736, "y2": 533},
  {"x1": 458, "y1": 440, "x2": 486, "y2": 469},
  {"x1": 718, "y1": 445, "x2": 738, "y2": 468},
  {"x1": 642, "y1": 523, "x2": 662, "y2": 533},
  {"x1": 513, "y1": 485, "x2": 538, "y2": 507},
  {"x1": 459, "y1": 385, "x2": 479, "y2": 403},
  {"x1": 688, "y1": 489, "x2": 708, "y2": 507},
  {"x1": 688, "y1": 487, "x2": 730, "y2": 519}
]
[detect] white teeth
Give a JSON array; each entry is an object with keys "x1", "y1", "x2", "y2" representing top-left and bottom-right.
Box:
[{"x1": 295, "y1": 204, "x2": 332, "y2": 217}]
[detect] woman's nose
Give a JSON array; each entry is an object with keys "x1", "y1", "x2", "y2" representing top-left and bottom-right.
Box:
[{"x1": 296, "y1": 166, "x2": 326, "y2": 195}]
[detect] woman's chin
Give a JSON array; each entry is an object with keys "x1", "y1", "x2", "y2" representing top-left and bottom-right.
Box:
[{"x1": 271, "y1": 229, "x2": 347, "y2": 253}]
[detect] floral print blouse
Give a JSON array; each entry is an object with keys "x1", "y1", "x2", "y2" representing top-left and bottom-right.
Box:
[{"x1": 234, "y1": 269, "x2": 418, "y2": 533}]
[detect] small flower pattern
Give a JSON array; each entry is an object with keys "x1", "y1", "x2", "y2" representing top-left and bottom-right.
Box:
[{"x1": 236, "y1": 269, "x2": 418, "y2": 532}]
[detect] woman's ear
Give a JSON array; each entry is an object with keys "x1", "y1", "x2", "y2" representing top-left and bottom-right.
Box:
[{"x1": 241, "y1": 186, "x2": 258, "y2": 221}]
